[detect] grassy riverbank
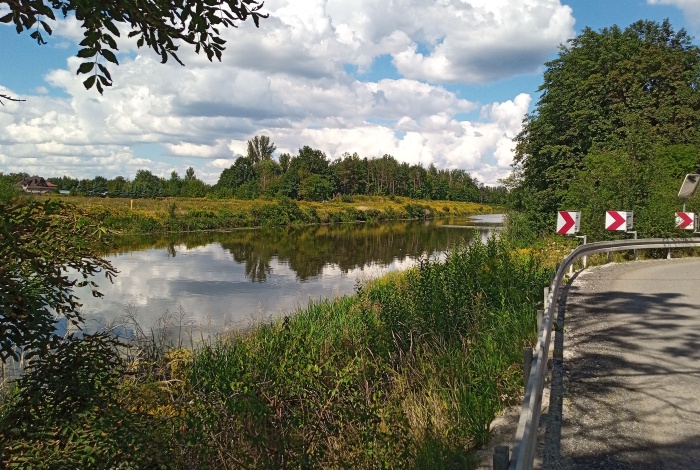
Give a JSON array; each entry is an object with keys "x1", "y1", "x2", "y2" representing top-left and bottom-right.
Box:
[
  {"x1": 58, "y1": 195, "x2": 498, "y2": 233},
  {"x1": 0, "y1": 237, "x2": 549, "y2": 469}
]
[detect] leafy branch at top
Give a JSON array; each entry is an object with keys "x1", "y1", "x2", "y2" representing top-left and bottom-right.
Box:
[{"x1": 0, "y1": 0, "x2": 268, "y2": 93}]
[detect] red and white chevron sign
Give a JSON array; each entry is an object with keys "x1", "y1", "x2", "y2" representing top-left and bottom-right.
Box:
[
  {"x1": 556, "y1": 211, "x2": 580, "y2": 235},
  {"x1": 605, "y1": 211, "x2": 633, "y2": 231},
  {"x1": 675, "y1": 212, "x2": 695, "y2": 230}
]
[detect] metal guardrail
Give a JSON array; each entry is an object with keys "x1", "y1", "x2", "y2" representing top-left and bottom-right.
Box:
[{"x1": 503, "y1": 237, "x2": 700, "y2": 470}]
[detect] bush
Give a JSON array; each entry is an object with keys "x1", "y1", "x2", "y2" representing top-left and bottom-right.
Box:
[{"x1": 0, "y1": 334, "x2": 171, "y2": 468}]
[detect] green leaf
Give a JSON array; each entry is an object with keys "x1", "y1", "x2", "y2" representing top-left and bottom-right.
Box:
[
  {"x1": 40, "y1": 20, "x2": 52, "y2": 35},
  {"x1": 83, "y1": 75, "x2": 96, "y2": 90},
  {"x1": 77, "y1": 48, "x2": 97, "y2": 58},
  {"x1": 77, "y1": 62, "x2": 95, "y2": 75},
  {"x1": 103, "y1": 33, "x2": 117, "y2": 50},
  {"x1": 0, "y1": 13, "x2": 13, "y2": 23},
  {"x1": 103, "y1": 19, "x2": 120, "y2": 37},
  {"x1": 100, "y1": 49, "x2": 119, "y2": 65},
  {"x1": 97, "y1": 63, "x2": 112, "y2": 81}
]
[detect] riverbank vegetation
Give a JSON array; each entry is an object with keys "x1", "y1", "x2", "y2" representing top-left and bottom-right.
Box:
[
  {"x1": 30, "y1": 194, "x2": 497, "y2": 234},
  {"x1": 0, "y1": 197, "x2": 549, "y2": 468}
]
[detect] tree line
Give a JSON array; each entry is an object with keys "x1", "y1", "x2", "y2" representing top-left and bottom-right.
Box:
[
  {"x1": 214, "y1": 136, "x2": 505, "y2": 203},
  {"x1": 2, "y1": 139, "x2": 507, "y2": 204}
]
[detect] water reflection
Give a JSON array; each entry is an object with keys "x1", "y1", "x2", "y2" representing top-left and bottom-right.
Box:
[{"x1": 81, "y1": 218, "x2": 500, "y2": 333}]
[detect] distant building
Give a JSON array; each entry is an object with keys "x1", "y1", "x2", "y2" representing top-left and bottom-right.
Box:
[{"x1": 16, "y1": 176, "x2": 57, "y2": 194}]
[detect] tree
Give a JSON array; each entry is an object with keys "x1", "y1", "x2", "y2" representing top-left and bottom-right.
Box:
[
  {"x1": 513, "y1": 19, "x2": 700, "y2": 231},
  {"x1": 0, "y1": 199, "x2": 117, "y2": 361},
  {"x1": 215, "y1": 156, "x2": 257, "y2": 197},
  {"x1": 299, "y1": 174, "x2": 333, "y2": 202},
  {"x1": 247, "y1": 135, "x2": 276, "y2": 164},
  {"x1": 1, "y1": 0, "x2": 267, "y2": 94},
  {"x1": 165, "y1": 170, "x2": 182, "y2": 197},
  {"x1": 185, "y1": 167, "x2": 196, "y2": 181},
  {"x1": 280, "y1": 146, "x2": 331, "y2": 199},
  {"x1": 279, "y1": 152, "x2": 291, "y2": 173},
  {"x1": 132, "y1": 169, "x2": 163, "y2": 197},
  {"x1": 180, "y1": 168, "x2": 210, "y2": 197}
]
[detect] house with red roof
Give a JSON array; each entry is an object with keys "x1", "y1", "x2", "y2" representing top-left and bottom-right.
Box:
[{"x1": 16, "y1": 176, "x2": 57, "y2": 194}]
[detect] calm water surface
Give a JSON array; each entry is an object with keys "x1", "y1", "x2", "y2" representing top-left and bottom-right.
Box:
[{"x1": 80, "y1": 215, "x2": 502, "y2": 334}]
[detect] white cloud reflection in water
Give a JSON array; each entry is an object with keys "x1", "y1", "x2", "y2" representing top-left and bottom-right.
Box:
[{"x1": 77, "y1": 218, "x2": 500, "y2": 336}]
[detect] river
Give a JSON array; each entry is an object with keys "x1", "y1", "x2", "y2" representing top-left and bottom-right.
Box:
[{"x1": 77, "y1": 215, "x2": 503, "y2": 337}]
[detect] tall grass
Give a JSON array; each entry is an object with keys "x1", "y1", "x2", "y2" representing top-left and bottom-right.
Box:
[
  {"x1": 0, "y1": 237, "x2": 548, "y2": 469},
  {"x1": 176, "y1": 237, "x2": 549, "y2": 468}
]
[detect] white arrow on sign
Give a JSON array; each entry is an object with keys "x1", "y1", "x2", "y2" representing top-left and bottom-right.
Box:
[
  {"x1": 606, "y1": 211, "x2": 633, "y2": 231},
  {"x1": 675, "y1": 212, "x2": 695, "y2": 230},
  {"x1": 556, "y1": 211, "x2": 580, "y2": 235}
]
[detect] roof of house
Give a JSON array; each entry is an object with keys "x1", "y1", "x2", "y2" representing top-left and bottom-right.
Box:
[{"x1": 16, "y1": 176, "x2": 57, "y2": 190}]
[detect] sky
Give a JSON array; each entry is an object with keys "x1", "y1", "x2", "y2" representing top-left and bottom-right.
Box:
[{"x1": 0, "y1": 0, "x2": 698, "y2": 186}]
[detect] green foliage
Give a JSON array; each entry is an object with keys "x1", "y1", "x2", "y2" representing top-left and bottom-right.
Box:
[
  {"x1": 514, "y1": 19, "x2": 700, "y2": 234},
  {"x1": 246, "y1": 135, "x2": 276, "y2": 163},
  {"x1": 250, "y1": 198, "x2": 312, "y2": 226},
  {"x1": 299, "y1": 174, "x2": 333, "y2": 201},
  {"x1": 2, "y1": 0, "x2": 267, "y2": 93},
  {"x1": 501, "y1": 211, "x2": 540, "y2": 248},
  {"x1": 404, "y1": 203, "x2": 431, "y2": 219},
  {"x1": 0, "y1": 199, "x2": 117, "y2": 361},
  {"x1": 0, "y1": 228, "x2": 546, "y2": 467},
  {"x1": 0, "y1": 180, "x2": 21, "y2": 204},
  {"x1": 563, "y1": 144, "x2": 700, "y2": 239},
  {"x1": 0, "y1": 200, "x2": 175, "y2": 466},
  {"x1": 0, "y1": 333, "x2": 170, "y2": 468},
  {"x1": 9, "y1": 143, "x2": 488, "y2": 205}
]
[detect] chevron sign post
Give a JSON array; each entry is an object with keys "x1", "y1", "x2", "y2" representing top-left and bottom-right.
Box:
[
  {"x1": 556, "y1": 211, "x2": 580, "y2": 235},
  {"x1": 675, "y1": 212, "x2": 695, "y2": 230},
  {"x1": 606, "y1": 211, "x2": 633, "y2": 231}
]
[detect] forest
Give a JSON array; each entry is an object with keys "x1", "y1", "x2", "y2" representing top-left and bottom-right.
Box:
[{"x1": 0, "y1": 141, "x2": 507, "y2": 205}]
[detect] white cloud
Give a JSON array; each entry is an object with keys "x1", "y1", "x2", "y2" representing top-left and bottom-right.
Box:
[
  {"x1": 165, "y1": 140, "x2": 235, "y2": 158},
  {"x1": 209, "y1": 158, "x2": 239, "y2": 169},
  {"x1": 648, "y1": 0, "x2": 700, "y2": 27},
  {"x1": 0, "y1": 0, "x2": 574, "y2": 185}
]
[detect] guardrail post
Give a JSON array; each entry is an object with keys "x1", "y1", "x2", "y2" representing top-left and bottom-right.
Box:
[
  {"x1": 524, "y1": 347, "x2": 533, "y2": 388},
  {"x1": 543, "y1": 287, "x2": 549, "y2": 310},
  {"x1": 575, "y1": 234, "x2": 588, "y2": 268},
  {"x1": 668, "y1": 248, "x2": 672, "y2": 259},
  {"x1": 493, "y1": 445, "x2": 509, "y2": 470},
  {"x1": 537, "y1": 309, "x2": 543, "y2": 333}
]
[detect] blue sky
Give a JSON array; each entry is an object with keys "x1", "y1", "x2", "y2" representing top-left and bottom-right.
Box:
[{"x1": 1, "y1": 0, "x2": 698, "y2": 185}]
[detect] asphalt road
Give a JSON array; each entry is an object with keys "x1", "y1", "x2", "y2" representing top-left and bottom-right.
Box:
[{"x1": 540, "y1": 258, "x2": 700, "y2": 469}]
